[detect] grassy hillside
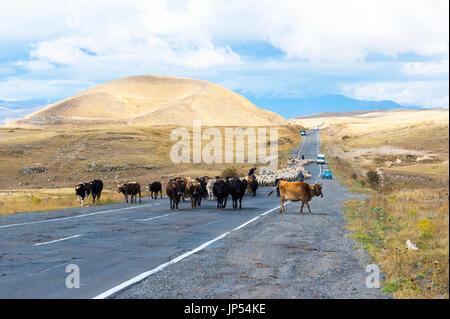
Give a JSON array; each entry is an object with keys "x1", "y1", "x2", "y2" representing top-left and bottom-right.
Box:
[
  {"x1": 308, "y1": 109, "x2": 449, "y2": 298},
  {"x1": 0, "y1": 124, "x2": 302, "y2": 215}
]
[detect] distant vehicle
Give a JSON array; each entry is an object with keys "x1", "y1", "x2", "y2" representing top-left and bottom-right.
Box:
[
  {"x1": 322, "y1": 169, "x2": 333, "y2": 179},
  {"x1": 317, "y1": 153, "x2": 325, "y2": 164},
  {"x1": 300, "y1": 130, "x2": 307, "y2": 136}
]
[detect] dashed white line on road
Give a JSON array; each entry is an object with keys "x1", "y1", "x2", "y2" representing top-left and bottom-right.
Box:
[
  {"x1": 93, "y1": 203, "x2": 287, "y2": 299},
  {"x1": 0, "y1": 204, "x2": 155, "y2": 230},
  {"x1": 297, "y1": 135, "x2": 306, "y2": 159},
  {"x1": 34, "y1": 234, "x2": 81, "y2": 246},
  {"x1": 137, "y1": 213, "x2": 177, "y2": 222}
]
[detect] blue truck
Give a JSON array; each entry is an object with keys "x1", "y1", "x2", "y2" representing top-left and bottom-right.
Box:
[{"x1": 300, "y1": 130, "x2": 307, "y2": 136}]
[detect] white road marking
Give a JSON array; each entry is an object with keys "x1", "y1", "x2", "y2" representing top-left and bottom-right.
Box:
[
  {"x1": 0, "y1": 204, "x2": 155, "y2": 229},
  {"x1": 93, "y1": 203, "x2": 286, "y2": 299},
  {"x1": 316, "y1": 128, "x2": 320, "y2": 155},
  {"x1": 297, "y1": 134, "x2": 306, "y2": 159},
  {"x1": 33, "y1": 234, "x2": 81, "y2": 246},
  {"x1": 137, "y1": 213, "x2": 176, "y2": 222}
]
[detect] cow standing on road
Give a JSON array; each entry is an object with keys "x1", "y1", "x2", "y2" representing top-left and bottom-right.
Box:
[
  {"x1": 175, "y1": 177, "x2": 187, "y2": 202},
  {"x1": 118, "y1": 182, "x2": 142, "y2": 204},
  {"x1": 266, "y1": 181, "x2": 323, "y2": 214},
  {"x1": 274, "y1": 178, "x2": 283, "y2": 197},
  {"x1": 228, "y1": 178, "x2": 247, "y2": 209},
  {"x1": 196, "y1": 176, "x2": 209, "y2": 200},
  {"x1": 206, "y1": 177, "x2": 217, "y2": 200},
  {"x1": 246, "y1": 175, "x2": 258, "y2": 196},
  {"x1": 213, "y1": 178, "x2": 229, "y2": 209},
  {"x1": 166, "y1": 180, "x2": 184, "y2": 210},
  {"x1": 149, "y1": 182, "x2": 162, "y2": 199},
  {"x1": 185, "y1": 179, "x2": 203, "y2": 208}
]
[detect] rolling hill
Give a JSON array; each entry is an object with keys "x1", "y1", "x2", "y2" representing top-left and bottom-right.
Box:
[{"x1": 10, "y1": 76, "x2": 287, "y2": 127}]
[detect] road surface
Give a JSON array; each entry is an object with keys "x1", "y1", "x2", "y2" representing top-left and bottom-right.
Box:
[{"x1": 0, "y1": 129, "x2": 389, "y2": 299}]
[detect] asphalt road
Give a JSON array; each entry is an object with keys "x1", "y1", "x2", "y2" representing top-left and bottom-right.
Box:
[{"x1": 0, "y1": 129, "x2": 389, "y2": 299}]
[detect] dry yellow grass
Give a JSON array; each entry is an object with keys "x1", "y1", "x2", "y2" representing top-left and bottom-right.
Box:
[
  {"x1": 0, "y1": 188, "x2": 131, "y2": 216},
  {"x1": 0, "y1": 124, "x2": 302, "y2": 215},
  {"x1": 292, "y1": 108, "x2": 448, "y2": 135},
  {"x1": 311, "y1": 109, "x2": 449, "y2": 298},
  {"x1": 346, "y1": 192, "x2": 448, "y2": 298}
]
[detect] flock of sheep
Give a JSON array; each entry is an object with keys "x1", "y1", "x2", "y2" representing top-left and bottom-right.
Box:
[{"x1": 253, "y1": 158, "x2": 314, "y2": 186}]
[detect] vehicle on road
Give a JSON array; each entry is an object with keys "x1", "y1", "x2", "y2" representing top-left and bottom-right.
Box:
[
  {"x1": 322, "y1": 169, "x2": 333, "y2": 179},
  {"x1": 300, "y1": 130, "x2": 307, "y2": 136},
  {"x1": 317, "y1": 153, "x2": 326, "y2": 164}
]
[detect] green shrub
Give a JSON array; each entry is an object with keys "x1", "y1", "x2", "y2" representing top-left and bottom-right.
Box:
[
  {"x1": 221, "y1": 166, "x2": 242, "y2": 179},
  {"x1": 367, "y1": 170, "x2": 380, "y2": 186},
  {"x1": 418, "y1": 218, "x2": 436, "y2": 239},
  {"x1": 28, "y1": 195, "x2": 41, "y2": 205},
  {"x1": 407, "y1": 209, "x2": 418, "y2": 217}
]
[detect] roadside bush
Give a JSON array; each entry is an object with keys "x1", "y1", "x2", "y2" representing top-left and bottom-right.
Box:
[
  {"x1": 28, "y1": 195, "x2": 41, "y2": 205},
  {"x1": 367, "y1": 170, "x2": 380, "y2": 186},
  {"x1": 418, "y1": 218, "x2": 436, "y2": 239},
  {"x1": 221, "y1": 166, "x2": 242, "y2": 179},
  {"x1": 351, "y1": 172, "x2": 357, "y2": 179}
]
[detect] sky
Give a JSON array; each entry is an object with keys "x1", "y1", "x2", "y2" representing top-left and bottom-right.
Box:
[{"x1": 0, "y1": 0, "x2": 448, "y2": 122}]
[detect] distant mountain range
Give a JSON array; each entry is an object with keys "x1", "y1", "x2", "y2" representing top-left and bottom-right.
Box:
[
  {"x1": 1, "y1": 91, "x2": 421, "y2": 125},
  {"x1": 240, "y1": 93, "x2": 417, "y2": 119},
  {"x1": 0, "y1": 99, "x2": 49, "y2": 124}
]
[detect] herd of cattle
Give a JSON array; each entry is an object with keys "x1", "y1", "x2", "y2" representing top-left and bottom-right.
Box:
[
  {"x1": 75, "y1": 175, "x2": 259, "y2": 210},
  {"x1": 74, "y1": 157, "x2": 325, "y2": 214},
  {"x1": 165, "y1": 176, "x2": 258, "y2": 210}
]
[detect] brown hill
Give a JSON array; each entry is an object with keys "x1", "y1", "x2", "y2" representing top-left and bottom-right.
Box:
[{"x1": 12, "y1": 76, "x2": 286, "y2": 127}]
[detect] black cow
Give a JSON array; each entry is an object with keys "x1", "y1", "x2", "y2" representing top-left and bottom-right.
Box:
[
  {"x1": 75, "y1": 182, "x2": 90, "y2": 205},
  {"x1": 118, "y1": 182, "x2": 142, "y2": 203},
  {"x1": 149, "y1": 182, "x2": 162, "y2": 199},
  {"x1": 89, "y1": 179, "x2": 103, "y2": 203},
  {"x1": 174, "y1": 177, "x2": 187, "y2": 202},
  {"x1": 229, "y1": 178, "x2": 247, "y2": 209},
  {"x1": 274, "y1": 178, "x2": 283, "y2": 197},
  {"x1": 213, "y1": 179, "x2": 229, "y2": 209},
  {"x1": 196, "y1": 176, "x2": 209, "y2": 200}
]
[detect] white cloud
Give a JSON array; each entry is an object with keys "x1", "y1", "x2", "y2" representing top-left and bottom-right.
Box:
[
  {"x1": 339, "y1": 80, "x2": 449, "y2": 108},
  {"x1": 403, "y1": 59, "x2": 449, "y2": 75},
  {"x1": 0, "y1": 0, "x2": 448, "y2": 108},
  {"x1": 4, "y1": 0, "x2": 448, "y2": 67}
]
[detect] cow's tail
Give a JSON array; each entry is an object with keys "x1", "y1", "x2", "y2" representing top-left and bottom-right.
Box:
[{"x1": 266, "y1": 180, "x2": 281, "y2": 198}]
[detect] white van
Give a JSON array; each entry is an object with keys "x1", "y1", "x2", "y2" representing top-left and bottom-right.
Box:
[{"x1": 317, "y1": 154, "x2": 325, "y2": 164}]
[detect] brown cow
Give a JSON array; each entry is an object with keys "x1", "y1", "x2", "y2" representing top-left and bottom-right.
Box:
[
  {"x1": 118, "y1": 182, "x2": 142, "y2": 204},
  {"x1": 166, "y1": 180, "x2": 184, "y2": 210},
  {"x1": 185, "y1": 178, "x2": 202, "y2": 208},
  {"x1": 246, "y1": 175, "x2": 258, "y2": 196},
  {"x1": 266, "y1": 181, "x2": 323, "y2": 214}
]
